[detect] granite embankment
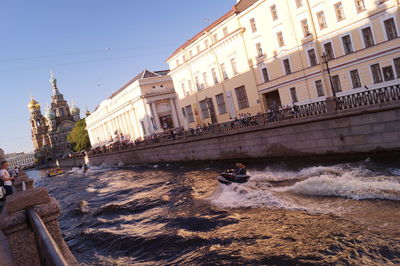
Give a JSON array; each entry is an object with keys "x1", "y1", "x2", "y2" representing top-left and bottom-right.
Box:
[{"x1": 61, "y1": 99, "x2": 400, "y2": 167}]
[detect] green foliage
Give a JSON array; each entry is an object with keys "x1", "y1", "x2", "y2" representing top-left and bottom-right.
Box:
[{"x1": 67, "y1": 119, "x2": 91, "y2": 152}]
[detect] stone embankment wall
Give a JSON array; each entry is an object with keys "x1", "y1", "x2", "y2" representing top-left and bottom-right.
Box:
[
  {"x1": 48, "y1": 157, "x2": 85, "y2": 168},
  {"x1": 83, "y1": 102, "x2": 400, "y2": 166}
]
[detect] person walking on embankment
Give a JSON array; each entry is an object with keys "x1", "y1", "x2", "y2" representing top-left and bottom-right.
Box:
[{"x1": 0, "y1": 161, "x2": 16, "y2": 197}]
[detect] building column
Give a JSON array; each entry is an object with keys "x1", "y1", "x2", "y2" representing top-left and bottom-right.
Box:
[
  {"x1": 150, "y1": 102, "x2": 162, "y2": 130},
  {"x1": 170, "y1": 97, "x2": 179, "y2": 128}
]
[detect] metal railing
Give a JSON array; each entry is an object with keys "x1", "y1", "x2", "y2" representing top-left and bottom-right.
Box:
[
  {"x1": 26, "y1": 207, "x2": 69, "y2": 266},
  {"x1": 336, "y1": 84, "x2": 400, "y2": 110}
]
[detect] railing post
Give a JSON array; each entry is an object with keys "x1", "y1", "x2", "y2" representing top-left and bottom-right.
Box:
[{"x1": 326, "y1": 97, "x2": 337, "y2": 113}]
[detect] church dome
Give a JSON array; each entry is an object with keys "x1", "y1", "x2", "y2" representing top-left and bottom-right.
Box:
[
  {"x1": 70, "y1": 104, "x2": 80, "y2": 116},
  {"x1": 28, "y1": 97, "x2": 40, "y2": 109}
]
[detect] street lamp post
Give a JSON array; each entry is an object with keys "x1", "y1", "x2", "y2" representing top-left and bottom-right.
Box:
[
  {"x1": 321, "y1": 52, "x2": 336, "y2": 98},
  {"x1": 205, "y1": 96, "x2": 217, "y2": 124}
]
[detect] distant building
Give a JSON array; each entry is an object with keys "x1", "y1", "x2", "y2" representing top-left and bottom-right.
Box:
[
  {"x1": 6, "y1": 152, "x2": 35, "y2": 169},
  {"x1": 28, "y1": 74, "x2": 81, "y2": 162},
  {"x1": 167, "y1": 0, "x2": 400, "y2": 128},
  {"x1": 86, "y1": 70, "x2": 181, "y2": 147}
]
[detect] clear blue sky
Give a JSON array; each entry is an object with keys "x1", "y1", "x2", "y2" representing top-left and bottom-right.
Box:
[{"x1": 0, "y1": 0, "x2": 234, "y2": 153}]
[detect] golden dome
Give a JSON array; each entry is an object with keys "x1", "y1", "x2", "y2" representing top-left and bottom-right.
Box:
[{"x1": 28, "y1": 97, "x2": 40, "y2": 109}]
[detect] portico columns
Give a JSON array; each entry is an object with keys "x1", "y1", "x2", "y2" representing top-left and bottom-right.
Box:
[
  {"x1": 150, "y1": 102, "x2": 162, "y2": 130},
  {"x1": 170, "y1": 97, "x2": 179, "y2": 128}
]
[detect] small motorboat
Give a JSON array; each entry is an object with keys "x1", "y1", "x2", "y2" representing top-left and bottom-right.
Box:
[
  {"x1": 217, "y1": 171, "x2": 250, "y2": 185},
  {"x1": 47, "y1": 168, "x2": 64, "y2": 177}
]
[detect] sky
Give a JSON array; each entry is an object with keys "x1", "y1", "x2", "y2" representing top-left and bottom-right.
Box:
[{"x1": 0, "y1": 0, "x2": 234, "y2": 154}]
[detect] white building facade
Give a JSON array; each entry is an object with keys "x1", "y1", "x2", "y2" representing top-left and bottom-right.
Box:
[
  {"x1": 6, "y1": 152, "x2": 35, "y2": 169},
  {"x1": 86, "y1": 70, "x2": 182, "y2": 147}
]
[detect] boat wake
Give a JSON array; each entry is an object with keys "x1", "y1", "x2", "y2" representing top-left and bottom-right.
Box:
[{"x1": 210, "y1": 163, "x2": 400, "y2": 210}]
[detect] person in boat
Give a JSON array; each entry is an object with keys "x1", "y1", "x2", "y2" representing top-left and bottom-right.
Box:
[
  {"x1": 234, "y1": 163, "x2": 247, "y2": 175},
  {"x1": 83, "y1": 164, "x2": 88, "y2": 173}
]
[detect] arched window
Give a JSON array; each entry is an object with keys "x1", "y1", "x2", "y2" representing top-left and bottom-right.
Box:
[{"x1": 59, "y1": 108, "x2": 65, "y2": 116}]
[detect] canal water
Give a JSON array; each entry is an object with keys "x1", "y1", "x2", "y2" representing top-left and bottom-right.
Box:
[{"x1": 27, "y1": 158, "x2": 400, "y2": 265}]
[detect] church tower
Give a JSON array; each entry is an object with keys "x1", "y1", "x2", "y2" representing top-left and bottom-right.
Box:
[
  {"x1": 49, "y1": 73, "x2": 73, "y2": 121},
  {"x1": 28, "y1": 97, "x2": 49, "y2": 150}
]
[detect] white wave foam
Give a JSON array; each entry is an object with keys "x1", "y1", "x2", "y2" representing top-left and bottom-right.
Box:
[
  {"x1": 68, "y1": 167, "x2": 84, "y2": 174},
  {"x1": 209, "y1": 183, "x2": 295, "y2": 209},
  {"x1": 279, "y1": 175, "x2": 400, "y2": 201}
]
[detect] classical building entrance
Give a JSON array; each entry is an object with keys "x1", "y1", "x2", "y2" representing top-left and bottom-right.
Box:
[
  {"x1": 264, "y1": 90, "x2": 282, "y2": 111},
  {"x1": 160, "y1": 114, "x2": 174, "y2": 130}
]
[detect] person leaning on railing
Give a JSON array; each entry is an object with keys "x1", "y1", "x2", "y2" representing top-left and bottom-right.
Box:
[{"x1": 0, "y1": 161, "x2": 16, "y2": 198}]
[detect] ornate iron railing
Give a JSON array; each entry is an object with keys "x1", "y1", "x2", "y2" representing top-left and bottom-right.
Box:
[
  {"x1": 336, "y1": 85, "x2": 400, "y2": 110},
  {"x1": 26, "y1": 207, "x2": 69, "y2": 266}
]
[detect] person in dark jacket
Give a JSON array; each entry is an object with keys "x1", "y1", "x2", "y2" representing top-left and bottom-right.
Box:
[{"x1": 235, "y1": 163, "x2": 247, "y2": 175}]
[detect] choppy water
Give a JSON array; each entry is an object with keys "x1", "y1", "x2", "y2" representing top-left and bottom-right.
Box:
[{"x1": 28, "y1": 158, "x2": 400, "y2": 265}]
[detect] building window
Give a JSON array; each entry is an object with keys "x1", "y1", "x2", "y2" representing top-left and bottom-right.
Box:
[
  {"x1": 204, "y1": 39, "x2": 210, "y2": 48},
  {"x1": 334, "y1": 2, "x2": 345, "y2": 22},
  {"x1": 188, "y1": 80, "x2": 193, "y2": 93},
  {"x1": 196, "y1": 45, "x2": 201, "y2": 53},
  {"x1": 189, "y1": 50, "x2": 193, "y2": 58},
  {"x1": 181, "y1": 83, "x2": 187, "y2": 96},
  {"x1": 290, "y1": 87, "x2": 298, "y2": 103},
  {"x1": 296, "y1": 0, "x2": 303, "y2": 8},
  {"x1": 270, "y1": 5, "x2": 278, "y2": 21},
  {"x1": 355, "y1": 0, "x2": 366, "y2": 12},
  {"x1": 195, "y1": 76, "x2": 201, "y2": 90},
  {"x1": 315, "y1": 80, "x2": 325, "y2": 96},
  {"x1": 283, "y1": 58, "x2": 292, "y2": 75},
  {"x1": 182, "y1": 55, "x2": 186, "y2": 62},
  {"x1": 384, "y1": 18, "x2": 398, "y2": 40},
  {"x1": 176, "y1": 59, "x2": 180, "y2": 66},
  {"x1": 316, "y1": 11, "x2": 327, "y2": 30},
  {"x1": 277, "y1": 31, "x2": 285, "y2": 47},
  {"x1": 301, "y1": 19, "x2": 311, "y2": 37},
  {"x1": 332, "y1": 75, "x2": 342, "y2": 93},
  {"x1": 308, "y1": 49, "x2": 318, "y2": 66},
  {"x1": 215, "y1": 93, "x2": 227, "y2": 114},
  {"x1": 371, "y1": 63, "x2": 383, "y2": 83},
  {"x1": 341, "y1": 35, "x2": 353, "y2": 54},
  {"x1": 231, "y1": 58, "x2": 238, "y2": 75},
  {"x1": 235, "y1": 86, "x2": 249, "y2": 109},
  {"x1": 350, "y1": 70, "x2": 362, "y2": 88},
  {"x1": 203, "y1": 72, "x2": 209, "y2": 88},
  {"x1": 382, "y1": 66, "x2": 395, "y2": 81},
  {"x1": 223, "y1": 27, "x2": 228, "y2": 37},
  {"x1": 211, "y1": 68, "x2": 219, "y2": 84},
  {"x1": 255, "y1": 42, "x2": 264, "y2": 57},
  {"x1": 181, "y1": 107, "x2": 187, "y2": 119},
  {"x1": 261, "y1": 67, "x2": 269, "y2": 82},
  {"x1": 200, "y1": 100, "x2": 210, "y2": 119},
  {"x1": 394, "y1": 57, "x2": 400, "y2": 78},
  {"x1": 324, "y1": 42, "x2": 335, "y2": 60},
  {"x1": 185, "y1": 105, "x2": 195, "y2": 123},
  {"x1": 250, "y1": 18, "x2": 257, "y2": 33},
  {"x1": 213, "y1": 33, "x2": 218, "y2": 42},
  {"x1": 221, "y1": 63, "x2": 228, "y2": 80},
  {"x1": 362, "y1": 27, "x2": 375, "y2": 48}
]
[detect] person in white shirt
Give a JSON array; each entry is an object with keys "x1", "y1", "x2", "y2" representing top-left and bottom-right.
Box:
[{"x1": 0, "y1": 161, "x2": 16, "y2": 197}]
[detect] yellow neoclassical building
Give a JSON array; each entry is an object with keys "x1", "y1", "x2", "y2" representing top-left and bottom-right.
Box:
[{"x1": 166, "y1": 0, "x2": 400, "y2": 128}]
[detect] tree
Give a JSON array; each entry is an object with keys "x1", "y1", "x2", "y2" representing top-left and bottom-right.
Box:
[{"x1": 67, "y1": 119, "x2": 91, "y2": 152}]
